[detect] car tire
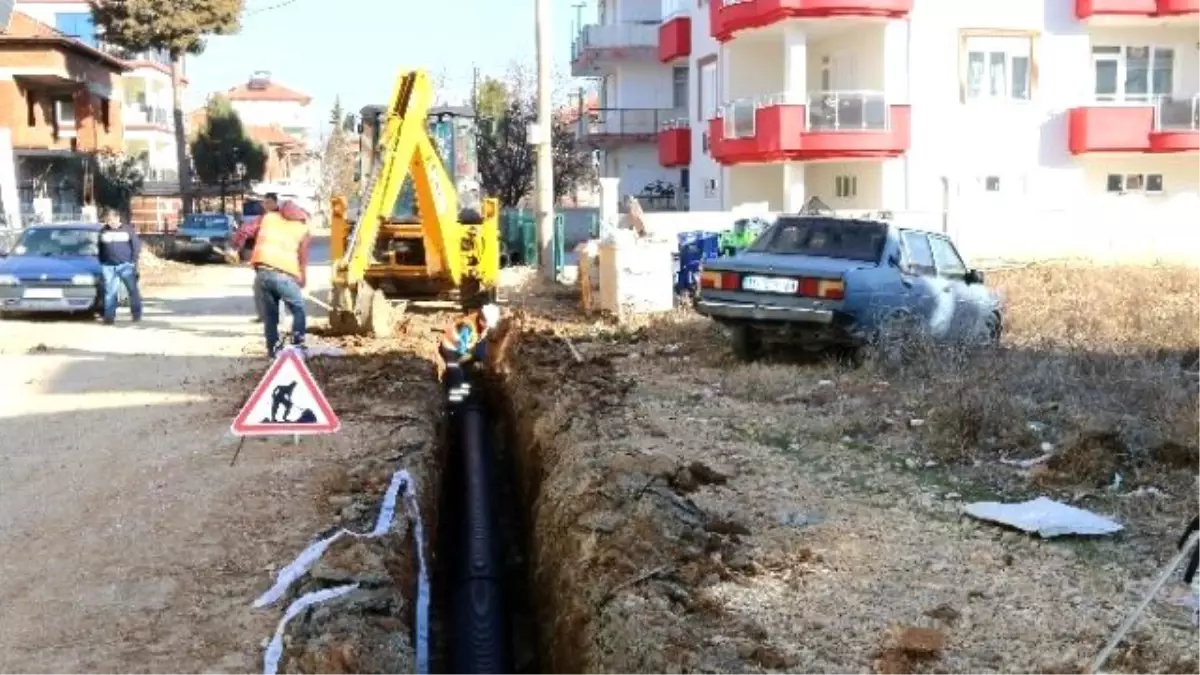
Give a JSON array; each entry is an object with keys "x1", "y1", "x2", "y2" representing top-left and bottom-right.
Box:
[
  {"x1": 984, "y1": 311, "x2": 1003, "y2": 346},
  {"x1": 730, "y1": 324, "x2": 761, "y2": 362}
]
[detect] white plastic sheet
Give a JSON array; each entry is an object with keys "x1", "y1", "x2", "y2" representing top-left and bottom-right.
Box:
[
  {"x1": 962, "y1": 496, "x2": 1123, "y2": 538},
  {"x1": 262, "y1": 583, "x2": 359, "y2": 675},
  {"x1": 254, "y1": 468, "x2": 433, "y2": 673}
]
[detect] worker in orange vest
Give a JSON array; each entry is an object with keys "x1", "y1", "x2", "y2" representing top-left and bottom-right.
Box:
[{"x1": 234, "y1": 200, "x2": 311, "y2": 358}]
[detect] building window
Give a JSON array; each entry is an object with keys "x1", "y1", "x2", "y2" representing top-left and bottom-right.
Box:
[
  {"x1": 697, "y1": 56, "x2": 717, "y2": 122},
  {"x1": 1092, "y1": 46, "x2": 1173, "y2": 102},
  {"x1": 672, "y1": 65, "x2": 688, "y2": 109},
  {"x1": 704, "y1": 178, "x2": 717, "y2": 198},
  {"x1": 99, "y1": 98, "x2": 111, "y2": 132},
  {"x1": 1106, "y1": 173, "x2": 1164, "y2": 194},
  {"x1": 963, "y1": 34, "x2": 1032, "y2": 102},
  {"x1": 55, "y1": 99, "x2": 76, "y2": 126},
  {"x1": 54, "y1": 12, "x2": 97, "y2": 49},
  {"x1": 984, "y1": 176, "x2": 1001, "y2": 192},
  {"x1": 835, "y1": 175, "x2": 857, "y2": 198}
]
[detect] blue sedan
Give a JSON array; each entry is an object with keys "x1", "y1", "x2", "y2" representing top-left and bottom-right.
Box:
[
  {"x1": 0, "y1": 223, "x2": 106, "y2": 317},
  {"x1": 694, "y1": 214, "x2": 1003, "y2": 361}
]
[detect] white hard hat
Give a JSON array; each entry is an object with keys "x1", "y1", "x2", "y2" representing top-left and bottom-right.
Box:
[{"x1": 481, "y1": 303, "x2": 500, "y2": 326}]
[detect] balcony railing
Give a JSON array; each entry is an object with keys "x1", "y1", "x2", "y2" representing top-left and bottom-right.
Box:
[
  {"x1": 806, "y1": 91, "x2": 891, "y2": 130},
  {"x1": 1155, "y1": 94, "x2": 1200, "y2": 131},
  {"x1": 660, "y1": 117, "x2": 690, "y2": 130},
  {"x1": 571, "y1": 22, "x2": 659, "y2": 61},
  {"x1": 581, "y1": 108, "x2": 680, "y2": 136},
  {"x1": 100, "y1": 41, "x2": 173, "y2": 67},
  {"x1": 720, "y1": 91, "x2": 892, "y2": 137},
  {"x1": 124, "y1": 104, "x2": 172, "y2": 127},
  {"x1": 661, "y1": 0, "x2": 691, "y2": 19}
]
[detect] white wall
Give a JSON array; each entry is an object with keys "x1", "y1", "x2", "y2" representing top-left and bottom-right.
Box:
[
  {"x1": 688, "y1": 3, "x2": 722, "y2": 211},
  {"x1": 230, "y1": 100, "x2": 313, "y2": 136},
  {"x1": 609, "y1": 63, "x2": 680, "y2": 110},
  {"x1": 0, "y1": 129, "x2": 18, "y2": 225},
  {"x1": 611, "y1": 145, "x2": 676, "y2": 197},
  {"x1": 609, "y1": 0, "x2": 660, "y2": 24}
]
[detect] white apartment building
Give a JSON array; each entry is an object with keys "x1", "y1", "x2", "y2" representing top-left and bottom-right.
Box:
[
  {"x1": 656, "y1": 0, "x2": 1198, "y2": 222},
  {"x1": 572, "y1": 0, "x2": 690, "y2": 209},
  {"x1": 15, "y1": 0, "x2": 184, "y2": 184}
]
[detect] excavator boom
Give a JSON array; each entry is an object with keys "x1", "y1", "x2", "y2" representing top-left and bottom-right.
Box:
[{"x1": 328, "y1": 69, "x2": 500, "y2": 337}]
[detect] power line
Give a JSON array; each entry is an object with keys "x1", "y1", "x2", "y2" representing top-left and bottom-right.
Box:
[{"x1": 245, "y1": 0, "x2": 302, "y2": 17}]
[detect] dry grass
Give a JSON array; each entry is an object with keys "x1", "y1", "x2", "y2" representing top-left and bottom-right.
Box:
[{"x1": 718, "y1": 264, "x2": 1200, "y2": 483}]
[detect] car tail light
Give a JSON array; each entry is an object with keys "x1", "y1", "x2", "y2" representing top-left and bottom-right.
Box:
[
  {"x1": 699, "y1": 270, "x2": 740, "y2": 290},
  {"x1": 796, "y1": 277, "x2": 845, "y2": 300}
]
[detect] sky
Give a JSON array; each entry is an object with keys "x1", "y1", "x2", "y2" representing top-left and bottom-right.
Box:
[{"x1": 184, "y1": 0, "x2": 594, "y2": 138}]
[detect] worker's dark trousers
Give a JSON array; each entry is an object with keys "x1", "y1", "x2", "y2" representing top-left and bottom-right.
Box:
[
  {"x1": 439, "y1": 340, "x2": 489, "y2": 391},
  {"x1": 257, "y1": 267, "x2": 306, "y2": 357}
]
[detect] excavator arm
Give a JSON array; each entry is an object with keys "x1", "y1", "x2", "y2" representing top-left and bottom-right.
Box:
[{"x1": 328, "y1": 68, "x2": 499, "y2": 337}]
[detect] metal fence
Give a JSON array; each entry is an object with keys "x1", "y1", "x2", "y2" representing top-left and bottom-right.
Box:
[
  {"x1": 579, "y1": 107, "x2": 681, "y2": 138},
  {"x1": 571, "y1": 22, "x2": 659, "y2": 61}
]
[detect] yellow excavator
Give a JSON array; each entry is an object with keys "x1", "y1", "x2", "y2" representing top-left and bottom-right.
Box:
[{"x1": 327, "y1": 69, "x2": 500, "y2": 337}]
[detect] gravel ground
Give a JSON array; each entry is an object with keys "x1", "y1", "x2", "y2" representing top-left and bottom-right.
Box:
[
  {"x1": 0, "y1": 262, "x2": 410, "y2": 672},
  {"x1": 495, "y1": 272, "x2": 1199, "y2": 675}
]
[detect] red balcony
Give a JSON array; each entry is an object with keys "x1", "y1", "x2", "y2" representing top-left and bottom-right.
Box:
[
  {"x1": 1068, "y1": 99, "x2": 1200, "y2": 154},
  {"x1": 1158, "y1": 0, "x2": 1200, "y2": 14},
  {"x1": 658, "y1": 16, "x2": 691, "y2": 62},
  {"x1": 710, "y1": 0, "x2": 911, "y2": 42},
  {"x1": 1076, "y1": 0, "x2": 1199, "y2": 18},
  {"x1": 707, "y1": 92, "x2": 910, "y2": 164},
  {"x1": 658, "y1": 121, "x2": 691, "y2": 167}
]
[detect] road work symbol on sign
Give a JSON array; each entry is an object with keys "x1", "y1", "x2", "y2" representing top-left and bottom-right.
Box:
[{"x1": 231, "y1": 348, "x2": 339, "y2": 436}]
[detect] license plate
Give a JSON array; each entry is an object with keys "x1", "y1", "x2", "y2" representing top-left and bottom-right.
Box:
[
  {"x1": 191, "y1": 237, "x2": 210, "y2": 243},
  {"x1": 23, "y1": 288, "x2": 63, "y2": 300},
  {"x1": 741, "y1": 275, "x2": 798, "y2": 294}
]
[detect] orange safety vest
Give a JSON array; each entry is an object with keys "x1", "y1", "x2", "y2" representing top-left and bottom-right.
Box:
[{"x1": 250, "y1": 213, "x2": 307, "y2": 279}]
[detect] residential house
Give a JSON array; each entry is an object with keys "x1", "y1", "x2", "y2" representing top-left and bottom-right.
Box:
[
  {"x1": 0, "y1": 8, "x2": 127, "y2": 223},
  {"x1": 14, "y1": 0, "x2": 190, "y2": 229}
]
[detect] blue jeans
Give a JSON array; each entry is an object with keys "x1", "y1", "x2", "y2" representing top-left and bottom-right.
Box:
[
  {"x1": 257, "y1": 267, "x2": 306, "y2": 355},
  {"x1": 101, "y1": 263, "x2": 142, "y2": 322}
]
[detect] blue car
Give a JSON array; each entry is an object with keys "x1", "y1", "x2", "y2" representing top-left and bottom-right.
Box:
[
  {"x1": 171, "y1": 213, "x2": 238, "y2": 262},
  {"x1": 0, "y1": 223, "x2": 105, "y2": 317},
  {"x1": 693, "y1": 214, "x2": 1003, "y2": 361}
]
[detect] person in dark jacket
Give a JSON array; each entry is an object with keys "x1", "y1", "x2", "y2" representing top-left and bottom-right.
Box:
[{"x1": 97, "y1": 208, "x2": 143, "y2": 324}]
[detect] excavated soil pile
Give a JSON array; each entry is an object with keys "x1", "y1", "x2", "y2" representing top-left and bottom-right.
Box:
[
  {"x1": 258, "y1": 337, "x2": 447, "y2": 674},
  {"x1": 491, "y1": 319, "x2": 783, "y2": 673}
]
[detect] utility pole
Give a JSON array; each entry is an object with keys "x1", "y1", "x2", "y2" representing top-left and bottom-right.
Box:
[{"x1": 534, "y1": 0, "x2": 555, "y2": 281}]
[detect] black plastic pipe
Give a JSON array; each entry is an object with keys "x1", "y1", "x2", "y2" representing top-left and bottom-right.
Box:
[{"x1": 446, "y1": 396, "x2": 512, "y2": 674}]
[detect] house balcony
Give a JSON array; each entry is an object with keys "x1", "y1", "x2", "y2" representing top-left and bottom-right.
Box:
[
  {"x1": 123, "y1": 104, "x2": 172, "y2": 129},
  {"x1": 709, "y1": 0, "x2": 911, "y2": 42},
  {"x1": 658, "y1": 10, "x2": 691, "y2": 62},
  {"x1": 570, "y1": 23, "x2": 659, "y2": 76},
  {"x1": 577, "y1": 108, "x2": 680, "y2": 149},
  {"x1": 1068, "y1": 96, "x2": 1199, "y2": 154},
  {"x1": 658, "y1": 119, "x2": 691, "y2": 167},
  {"x1": 1075, "y1": 0, "x2": 1199, "y2": 19},
  {"x1": 707, "y1": 90, "x2": 910, "y2": 164}
]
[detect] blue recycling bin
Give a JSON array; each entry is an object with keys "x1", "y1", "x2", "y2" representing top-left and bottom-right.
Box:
[{"x1": 675, "y1": 230, "x2": 721, "y2": 294}]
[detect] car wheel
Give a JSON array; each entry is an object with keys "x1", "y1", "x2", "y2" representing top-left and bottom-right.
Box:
[
  {"x1": 984, "y1": 311, "x2": 1003, "y2": 346},
  {"x1": 730, "y1": 324, "x2": 761, "y2": 362}
]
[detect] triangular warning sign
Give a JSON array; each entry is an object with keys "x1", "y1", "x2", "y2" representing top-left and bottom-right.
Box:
[{"x1": 231, "y1": 348, "x2": 340, "y2": 436}]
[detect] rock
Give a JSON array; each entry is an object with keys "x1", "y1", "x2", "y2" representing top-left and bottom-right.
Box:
[
  {"x1": 688, "y1": 460, "x2": 734, "y2": 485},
  {"x1": 924, "y1": 603, "x2": 961, "y2": 625},
  {"x1": 888, "y1": 625, "x2": 945, "y2": 656},
  {"x1": 909, "y1": 418, "x2": 926, "y2": 428},
  {"x1": 327, "y1": 495, "x2": 354, "y2": 507},
  {"x1": 310, "y1": 540, "x2": 392, "y2": 587},
  {"x1": 579, "y1": 510, "x2": 623, "y2": 533},
  {"x1": 705, "y1": 516, "x2": 751, "y2": 537},
  {"x1": 748, "y1": 645, "x2": 796, "y2": 669}
]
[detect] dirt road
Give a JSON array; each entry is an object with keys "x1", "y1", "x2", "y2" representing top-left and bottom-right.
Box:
[{"x1": 0, "y1": 263, "x2": 340, "y2": 672}]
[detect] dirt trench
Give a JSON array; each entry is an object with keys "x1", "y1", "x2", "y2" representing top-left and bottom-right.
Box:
[{"x1": 487, "y1": 319, "x2": 779, "y2": 674}]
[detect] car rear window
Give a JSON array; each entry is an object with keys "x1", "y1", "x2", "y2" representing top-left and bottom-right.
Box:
[{"x1": 748, "y1": 216, "x2": 887, "y2": 263}]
